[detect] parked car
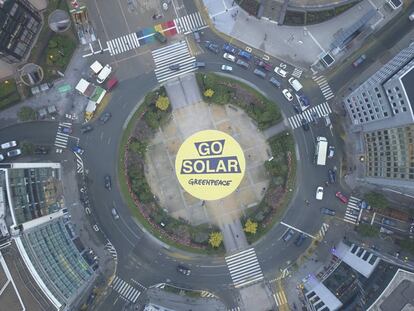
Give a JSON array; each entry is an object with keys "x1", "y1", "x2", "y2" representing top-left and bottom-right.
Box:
[
  {"x1": 100, "y1": 112, "x2": 112, "y2": 124},
  {"x1": 320, "y1": 207, "x2": 336, "y2": 216},
  {"x1": 193, "y1": 62, "x2": 206, "y2": 68},
  {"x1": 205, "y1": 42, "x2": 219, "y2": 54},
  {"x1": 294, "y1": 233, "x2": 307, "y2": 247},
  {"x1": 357, "y1": 200, "x2": 370, "y2": 210},
  {"x1": 238, "y1": 50, "x2": 252, "y2": 61},
  {"x1": 58, "y1": 126, "x2": 72, "y2": 134},
  {"x1": 255, "y1": 59, "x2": 273, "y2": 71},
  {"x1": 104, "y1": 175, "x2": 112, "y2": 190},
  {"x1": 223, "y1": 43, "x2": 238, "y2": 54},
  {"x1": 177, "y1": 265, "x2": 191, "y2": 276},
  {"x1": 72, "y1": 146, "x2": 84, "y2": 155},
  {"x1": 282, "y1": 89, "x2": 293, "y2": 101},
  {"x1": 111, "y1": 208, "x2": 119, "y2": 220},
  {"x1": 106, "y1": 77, "x2": 118, "y2": 91},
  {"x1": 409, "y1": 12, "x2": 414, "y2": 21},
  {"x1": 274, "y1": 66, "x2": 288, "y2": 77},
  {"x1": 34, "y1": 146, "x2": 49, "y2": 155},
  {"x1": 282, "y1": 229, "x2": 295, "y2": 242},
  {"x1": 223, "y1": 53, "x2": 236, "y2": 62},
  {"x1": 335, "y1": 191, "x2": 348, "y2": 204},
  {"x1": 236, "y1": 59, "x2": 250, "y2": 69},
  {"x1": 380, "y1": 226, "x2": 393, "y2": 235},
  {"x1": 154, "y1": 31, "x2": 167, "y2": 43},
  {"x1": 97, "y1": 64, "x2": 112, "y2": 84},
  {"x1": 381, "y1": 217, "x2": 395, "y2": 226},
  {"x1": 81, "y1": 125, "x2": 93, "y2": 134},
  {"x1": 269, "y1": 77, "x2": 281, "y2": 88},
  {"x1": 352, "y1": 54, "x2": 366, "y2": 68},
  {"x1": 169, "y1": 64, "x2": 180, "y2": 71},
  {"x1": 288, "y1": 77, "x2": 303, "y2": 92},
  {"x1": 327, "y1": 146, "x2": 335, "y2": 158},
  {"x1": 0, "y1": 154, "x2": 4, "y2": 161},
  {"x1": 316, "y1": 187, "x2": 324, "y2": 200},
  {"x1": 221, "y1": 65, "x2": 233, "y2": 72},
  {"x1": 328, "y1": 169, "x2": 336, "y2": 183},
  {"x1": 253, "y1": 68, "x2": 266, "y2": 78},
  {"x1": 1, "y1": 140, "x2": 17, "y2": 149},
  {"x1": 193, "y1": 31, "x2": 201, "y2": 43},
  {"x1": 301, "y1": 119, "x2": 310, "y2": 131},
  {"x1": 7, "y1": 149, "x2": 21, "y2": 157}
]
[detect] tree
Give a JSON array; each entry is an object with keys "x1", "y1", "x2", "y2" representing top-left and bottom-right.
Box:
[
  {"x1": 364, "y1": 192, "x2": 388, "y2": 210},
  {"x1": 208, "y1": 232, "x2": 223, "y2": 248},
  {"x1": 21, "y1": 142, "x2": 35, "y2": 155},
  {"x1": 244, "y1": 219, "x2": 258, "y2": 234},
  {"x1": 18, "y1": 106, "x2": 36, "y2": 121},
  {"x1": 204, "y1": 89, "x2": 214, "y2": 98},
  {"x1": 155, "y1": 96, "x2": 170, "y2": 111}
]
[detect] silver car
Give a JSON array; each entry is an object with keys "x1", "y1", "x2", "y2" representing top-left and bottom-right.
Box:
[{"x1": 1, "y1": 140, "x2": 17, "y2": 149}]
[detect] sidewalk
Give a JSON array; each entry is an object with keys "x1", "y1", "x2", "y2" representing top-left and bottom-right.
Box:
[
  {"x1": 200, "y1": 0, "x2": 392, "y2": 68},
  {"x1": 0, "y1": 48, "x2": 90, "y2": 129}
]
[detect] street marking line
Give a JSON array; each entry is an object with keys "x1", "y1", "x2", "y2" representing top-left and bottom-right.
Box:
[{"x1": 280, "y1": 222, "x2": 317, "y2": 239}]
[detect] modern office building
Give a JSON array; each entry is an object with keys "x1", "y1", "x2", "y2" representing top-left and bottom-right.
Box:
[
  {"x1": 0, "y1": 0, "x2": 42, "y2": 64},
  {"x1": 343, "y1": 43, "x2": 414, "y2": 188}
]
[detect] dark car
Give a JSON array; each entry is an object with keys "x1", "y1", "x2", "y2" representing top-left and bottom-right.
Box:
[
  {"x1": 320, "y1": 207, "x2": 336, "y2": 216},
  {"x1": 223, "y1": 43, "x2": 238, "y2": 54},
  {"x1": 236, "y1": 59, "x2": 249, "y2": 69},
  {"x1": 352, "y1": 54, "x2": 366, "y2": 68},
  {"x1": 177, "y1": 265, "x2": 191, "y2": 276},
  {"x1": 253, "y1": 68, "x2": 266, "y2": 78},
  {"x1": 238, "y1": 50, "x2": 252, "y2": 61},
  {"x1": 104, "y1": 175, "x2": 112, "y2": 190},
  {"x1": 81, "y1": 125, "x2": 93, "y2": 134},
  {"x1": 193, "y1": 62, "x2": 206, "y2": 68},
  {"x1": 282, "y1": 229, "x2": 295, "y2": 242},
  {"x1": 301, "y1": 119, "x2": 310, "y2": 131},
  {"x1": 269, "y1": 77, "x2": 281, "y2": 88},
  {"x1": 381, "y1": 217, "x2": 395, "y2": 226},
  {"x1": 335, "y1": 191, "x2": 348, "y2": 204},
  {"x1": 169, "y1": 64, "x2": 180, "y2": 71},
  {"x1": 58, "y1": 126, "x2": 72, "y2": 134},
  {"x1": 34, "y1": 146, "x2": 49, "y2": 155},
  {"x1": 255, "y1": 59, "x2": 273, "y2": 71},
  {"x1": 100, "y1": 112, "x2": 112, "y2": 124},
  {"x1": 154, "y1": 31, "x2": 167, "y2": 43},
  {"x1": 328, "y1": 169, "x2": 336, "y2": 183},
  {"x1": 294, "y1": 233, "x2": 307, "y2": 246},
  {"x1": 205, "y1": 42, "x2": 219, "y2": 54}
]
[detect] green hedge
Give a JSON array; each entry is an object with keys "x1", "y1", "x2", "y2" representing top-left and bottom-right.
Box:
[
  {"x1": 0, "y1": 80, "x2": 20, "y2": 111},
  {"x1": 196, "y1": 73, "x2": 281, "y2": 130}
]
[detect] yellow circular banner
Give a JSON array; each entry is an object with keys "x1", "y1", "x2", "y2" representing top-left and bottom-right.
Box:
[{"x1": 175, "y1": 130, "x2": 246, "y2": 201}]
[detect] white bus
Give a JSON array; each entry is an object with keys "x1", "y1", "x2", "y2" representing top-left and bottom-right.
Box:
[{"x1": 315, "y1": 136, "x2": 328, "y2": 166}]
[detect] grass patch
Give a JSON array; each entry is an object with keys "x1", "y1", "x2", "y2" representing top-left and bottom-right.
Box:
[
  {"x1": 284, "y1": 10, "x2": 306, "y2": 26},
  {"x1": 196, "y1": 72, "x2": 281, "y2": 130},
  {"x1": 306, "y1": 10, "x2": 335, "y2": 25},
  {"x1": 117, "y1": 89, "x2": 224, "y2": 255},
  {"x1": 162, "y1": 285, "x2": 203, "y2": 298},
  {"x1": 0, "y1": 80, "x2": 20, "y2": 111},
  {"x1": 243, "y1": 131, "x2": 297, "y2": 244},
  {"x1": 235, "y1": 0, "x2": 260, "y2": 16},
  {"x1": 335, "y1": 2, "x2": 358, "y2": 15},
  {"x1": 28, "y1": 0, "x2": 77, "y2": 83}
]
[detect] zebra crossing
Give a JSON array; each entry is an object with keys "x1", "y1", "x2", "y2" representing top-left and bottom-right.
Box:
[
  {"x1": 313, "y1": 75, "x2": 334, "y2": 101},
  {"x1": 107, "y1": 32, "x2": 140, "y2": 56},
  {"x1": 344, "y1": 196, "x2": 362, "y2": 225},
  {"x1": 54, "y1": 122, "x2": 72, "y2": 149},
  {"x1": 174, "y1": 12, "x2": 207, "y2": 34},
  {"x1": 292, "y1": 67, "x2": 303, "y2": 78},
  {"x1": 200, "y1": 290, "x2": 215, "y2": 298},
  {"x1": 316, "y1": 223, "x2": 329, "y2": 241},
  {"x1": 228, "y1": 307, "x2": 240, "y2": 311},
  {"x1": 273, "y1": 291, "x2": 288, "y2": 307},
  {"x1": 225, "y1": 248, "x2": 264, "y2": 288},
  {"x1": 152, "y1": 41, "x2": 196, "y2": 83},
  {"x1": 74, "y1": 152, "x2": 84, "y2": 174},
  {"x1": 104, "y1": 241, "x2": 118, "y2": 261},
  {"x1": 110, "y1": 276, "x2": 141, "y2": 303},
  {"x1": 287, "y1": 102, "x2": 332, "y2": 129}
]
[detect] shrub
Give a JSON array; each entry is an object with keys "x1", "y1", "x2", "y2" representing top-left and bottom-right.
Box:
[
  {"x1": 356, "y1": 224, "x2": 379, "y2": 237},
  {"x1": 129, "y1": 138, "x2": 147, "y2": 156},
  {"x1": 209, "y1": 232, "x2": 223, "y2": 248},
  {"x1": 244, "y1": 219, "x2": 258, "y2": 234},
  {"x1": 204, "y1": 89, "x2": 214, "y2": 98},
  {"x1": 156, "y1": 96, "x2": 170, "y2": 111},
  {"x1": 18, "y1": 106, "x2": 37, "y2": 121},
  {"x1": 364, "y1": 192, "x2": 388, "y2": 210}
]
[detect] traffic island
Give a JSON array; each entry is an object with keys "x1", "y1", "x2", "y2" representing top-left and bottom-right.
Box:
[{"x1": 119, "y1": 74, "x2": 296, "y2": 253}]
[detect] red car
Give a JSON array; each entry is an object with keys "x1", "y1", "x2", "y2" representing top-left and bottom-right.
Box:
[
  {"x1": 335, "y1": 191, "x2": 348, "y2": 204},
  {"x1": 255, "y1": 59, "x2": 273, "y2": 71}
]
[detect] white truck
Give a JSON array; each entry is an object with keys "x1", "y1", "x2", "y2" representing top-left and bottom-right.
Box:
[{"x1": 315, "y1": 136, "x2": 328, "y2": 166}]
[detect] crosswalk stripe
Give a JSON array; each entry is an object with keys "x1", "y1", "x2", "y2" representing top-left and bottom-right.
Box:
[
  {"x1": 174, "y1": 12, "x2": 206, "y2": 34},
  {"x1": 287, "y1": 102, "x2": 332, "y2": 129},
  {"x1": 225, "y1": 248, "x2": 264, "y2": 288},
  {"x1": 131, "y1": 291, "x2": 141, "y2": 302},
  {"x1": 111, "y1": 277, "x2": 141, "y2": 302}
]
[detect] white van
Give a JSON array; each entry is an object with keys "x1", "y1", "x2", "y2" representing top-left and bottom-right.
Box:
[
  {"x1": 90, "y1": 61, "x2": 103, "y2": 75},
  {"x1": 97, "y1": 64, "x2": 112, "y2": 84},
  {"x1": 288, "y1": 77, "x2": 303, "y2": 92}
]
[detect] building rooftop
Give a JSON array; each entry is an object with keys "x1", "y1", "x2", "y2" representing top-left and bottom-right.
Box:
[
  {"x1": 401, "y1": 65, "x2": 414, "y2": 112},
  {"x1": 368, "y1": 268, "x2": 414, "y2": 311}
]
